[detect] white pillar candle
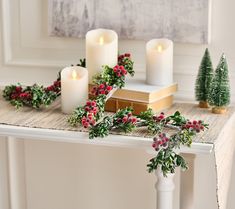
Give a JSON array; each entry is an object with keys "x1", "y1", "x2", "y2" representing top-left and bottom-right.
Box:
[
  {"x1": 86, "y1": 28, "x2": 118, "y2": 83},
  {"x1": 61, "y1": 66, "x2": 88, "y2": 114},
  {"x1": 146, "y1": 39, "x2": 173, "y2": 86}
]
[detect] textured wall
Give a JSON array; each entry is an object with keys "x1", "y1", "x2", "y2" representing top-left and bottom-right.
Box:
[{"x1": 48, "y1": 0, "x2": 210, "y2": 44}]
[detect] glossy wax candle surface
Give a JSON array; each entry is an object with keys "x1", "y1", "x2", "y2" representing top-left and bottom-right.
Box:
[
  {"x1": 146, "y1": 39, "x2": 173, "y2": 86},
  {"x1": 61, "y1": 66, "x2": 88, "y2": 114},
  {"x1": 86, "y1": 28, "x2": 118, "y2": 83}
]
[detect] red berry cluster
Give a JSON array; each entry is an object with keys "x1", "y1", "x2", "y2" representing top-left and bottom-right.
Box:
[
  {"x1": 81, "y1": 113, "x2": 96, "y2": 128},
  {"x1": 84, "y1": 100, "x2": 98, "y2": 115},
  {"x1": 152, "y1": 133, "x2": 169, "y2": 151},
  {"x1": 182, "y1": 120, "x2": 205, "y2": 133},
  {"x1": 45, "y1": 80, "x2": 61, "y2": 93},
  {"x1": 91, "y1": 83, "x2": 113, "y2": 96},
  {"x1": 115, "y1": 112, "x2": 138, "y2": 124},
  {"x1": 81, "y1": 100, "x2": 99, "y2": 128},
  {"x1": 118, "y1": 53, "x2": 131, "y2": 65},
  {"x1": 153, "y1": 112, "x2": 165, "y2": 122},
  {"x1": 10, "y1": 86, "x2": 31, "y2": 100},
  {"x1": 113, "y1": 65, "x2": 127, "y2": 77}
]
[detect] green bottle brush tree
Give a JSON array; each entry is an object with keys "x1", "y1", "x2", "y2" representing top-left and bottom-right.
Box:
[
  {"x1": 209, "y1": 54, "x2": 230, "y2": 114},
  {"x1": 195, "y1": 48, "x2": 214, "y2": 108}
]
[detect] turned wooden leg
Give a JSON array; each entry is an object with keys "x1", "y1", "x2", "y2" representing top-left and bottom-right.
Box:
[
  {"x1": 7, "y1": 137, "x2": 27, "y2": 209},
  {"x1": 180, "y1": 153, "x2": 196, "y2": 209},
  {"x1": 155, "y1": 169, "x2": 175, "y2": 209}
]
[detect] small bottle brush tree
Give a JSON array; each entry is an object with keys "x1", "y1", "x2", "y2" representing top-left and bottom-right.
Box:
[
  {"x1": 209, "y1": 54, "x2": 230, "y2": 114},
  {"x1": 195, "y1": 48, "x2": 214, "y2": 108}
]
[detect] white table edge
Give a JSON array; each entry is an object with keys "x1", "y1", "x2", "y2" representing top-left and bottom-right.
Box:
[{"x1": 0, "y1": 124, "x2": 213, "y2": 154}]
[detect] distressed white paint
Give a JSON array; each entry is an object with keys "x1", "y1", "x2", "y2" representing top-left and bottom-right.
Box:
[{"x1": 48, "y1": 0, "x2": 211, "y2": 44}]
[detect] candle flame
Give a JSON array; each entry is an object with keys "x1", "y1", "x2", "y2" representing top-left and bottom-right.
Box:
[
  {"x1": 99, "y1": 36, "x2": 104, "y2": 45},
  {"x1": 157, "y1": 45, "x2": 163, "y2": 52},
  {"x1": 72, "y1": 70, "x2": 77, "y2": 80}
]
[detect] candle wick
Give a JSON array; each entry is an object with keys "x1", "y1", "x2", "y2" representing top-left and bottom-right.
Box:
[
  {"x1": 72, "y1": 70, "x2": 77, "y2": 80},
  {"x1": 157, "y1": 45, "x2": 163, "y2": 52},
  {"x1": 99, "y1": 36, "x2": 104, "y2": 45}
]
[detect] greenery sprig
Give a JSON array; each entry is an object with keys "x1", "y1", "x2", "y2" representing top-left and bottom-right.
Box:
[
  {"x1": 88, "y1": 108, "x2": 208, "y2": 176},
  {"x1": 3, "y1": 73, "x2": 61, "y2": 109}
]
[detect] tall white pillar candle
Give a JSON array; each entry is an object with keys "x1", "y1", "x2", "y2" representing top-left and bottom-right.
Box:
[
  {"x1": 61, "y1": 66, "x2": 88, "y2": 114},
  {"x1": 146, "y1": 39, "x2": 173, "y2": 86},
  {"x1": 86, "y1": 28, "x2": 118, "y2": 83}
]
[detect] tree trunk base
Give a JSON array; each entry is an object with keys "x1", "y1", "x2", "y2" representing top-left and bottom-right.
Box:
[
  {"x1": 212, "y1": 107, "x2": 227, "y2": 114},
  {"x1": 198, "y1": 101, "x2": 209, "y2": 108}
]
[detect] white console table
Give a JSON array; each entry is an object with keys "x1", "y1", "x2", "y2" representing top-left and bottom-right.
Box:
[
  {"x1": 0, "y1": 124, "x2": 213, "y2": 209},
  {"x1": 0, "y1": 99, "x2": 234, "y2": 209}
]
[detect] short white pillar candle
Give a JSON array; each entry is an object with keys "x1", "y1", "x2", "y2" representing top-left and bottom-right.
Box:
[
  {"x1": 146, "y1": 39, "x2": 173, "y2": 86},
  {"x1": 86, "y1": 28, "x2": 118, "y2": 83},
  {"x1": 61, "y1": 66, "x2": 88, "y2": 114}
]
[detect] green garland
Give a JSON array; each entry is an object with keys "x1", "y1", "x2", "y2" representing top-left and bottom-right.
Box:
[
  {"x1": 68, "y1": 54, "x2": 209, "y2": 177},
  {"x1": 87, "y1": 108, "x2": 208, "y2": 176},
  {"x1": 2, "y1": 53, "x2": 209, "y2": 177},
  {"x1": 2, "y1": 72, "x2": 61, "y2": 108}
]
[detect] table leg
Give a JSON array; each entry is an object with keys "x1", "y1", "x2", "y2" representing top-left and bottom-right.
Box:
[
  {"x1": 7, "y1": 137, "x2": 27, "y2": 209},
  {"x1": 180, "y1": 153, "x2": 196, "y2": 209},
  {"x1": 155, "y1": 169, "x2": 175, "y2": 209}
]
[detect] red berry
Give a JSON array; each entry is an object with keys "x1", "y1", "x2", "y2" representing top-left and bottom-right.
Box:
[
  {"x1": 132, "y1": 117, "x2": 137, "y2": 123},
  {"x1": 86, "y1": 101, "x2": 91, "y2": 106},
  {"x1": 158, "y1": 115, "x2": 164, "y2": 120},
  {"x1": 106, "y1": 86, "x2": 113, "y2": 91},
  {"x1": 119, "y1": 66, "x2": 124, "y2": 70},
  {"x1": 122, "y1": 69, "x2": 127, "y2": 75},
  {"x1": 122, "y1": 116, "x2": 128, "y2": 123},
  {"x1": 15, "y1": 86, "x2": 22, "y2": 93},
  {"x1": 99, "y1": 84, "x2": 105, "y2": 89},
  {"x1": 93, "y1": 106, "x2": 98, "y2": 112},
  {"x1": 11, "y1": 94, "x2": 18, "y2": 99},
  {"x1": 100, "y1": 90, "x2": 106, "y2": 95},
  {"x1": 127, "y1": 113, "x2": 132, "y2": 117},
  {"x1": 91, "y1": 101, "x2": 96, "y2": 106},
  {"x1": 113, "y1": 66, "x2": 118, "y2": 72}
]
